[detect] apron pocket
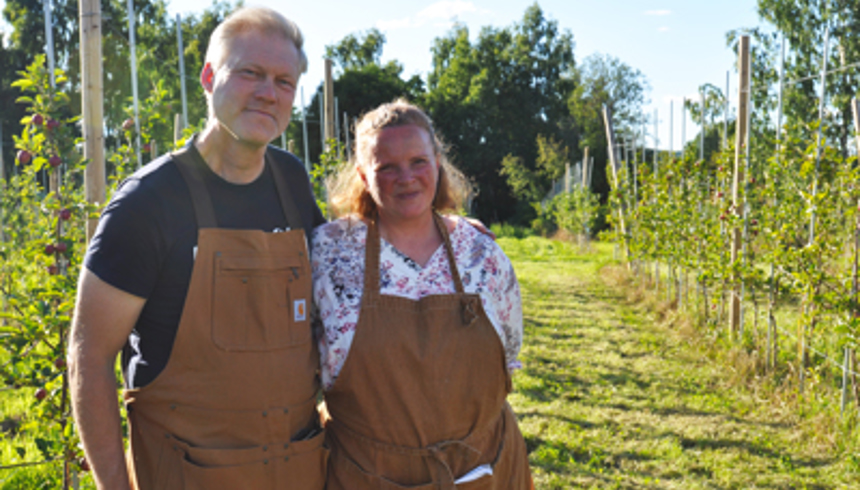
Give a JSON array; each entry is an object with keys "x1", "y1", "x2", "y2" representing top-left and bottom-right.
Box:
[
  {"x1": 212, "y1": 254, "x2": 311, "y2": 351},
  {"x1": 282, "y1": 429, "x2": 329, "y2": 490}
]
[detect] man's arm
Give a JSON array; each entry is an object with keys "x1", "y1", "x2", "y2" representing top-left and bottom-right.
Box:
[{"x1": 68, "y1": 268, "x2": 146, "y2": 490}]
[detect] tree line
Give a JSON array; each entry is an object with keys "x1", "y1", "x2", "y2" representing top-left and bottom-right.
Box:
[{"x1": 1, "y1": 0, "x2": 658, "y2": 226}]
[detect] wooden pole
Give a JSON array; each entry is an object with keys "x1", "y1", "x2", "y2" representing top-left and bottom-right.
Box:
[
  {"x1": 602, "y1": 104, "x2": 627, "y2": 241},
  {"x1": 174, "y1": 113, "x2": 182, "y2": 145},
  {"x1": 729, "y1": 35, "x2": 751, "y2": 338},
  {"x1": 324, "y1": 59, "x2": 335, "y2": 152},
  {"x1": 810, "y1": 25, "x2": 830, "y2": 245},
  {"x1": 80, "y1": 0, "x2": 105, "y2": 243},
  {"x1": 581, "y1": 146, "x2": 589, "y2": 188},
  {"x1": 768, "y1": 34, "x2": 786, "y2": 370}
]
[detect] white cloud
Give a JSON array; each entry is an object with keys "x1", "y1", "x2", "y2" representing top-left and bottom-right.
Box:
[
  {"x1": 376, "y1": 17, "x2": 415, "y2": 30},
  {"x1": 658, "y1": 26, "x2": 670, "y2": 32},
  {"x1": 418, "y1": 0, "x2": 478, "y2": 20},
  {"x1": 377, "y1": 1, "x2": 486, "y2": 31},
  {"x1": 645, "y1": 9, "x2": 672, "y2": 16}
]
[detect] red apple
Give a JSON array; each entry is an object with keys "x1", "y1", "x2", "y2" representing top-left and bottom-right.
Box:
[
  {"x1": 45, "y1": 244, "x2": 56, "y2": 255},
  {"x1": 122, "y1": 118, "x2": 135, "y2": 131},
  {"x1": 47, "y1": 265, "x2": 59, "y2": 275},
  {"x1": 79, "y1": 457, "x2": 90, "y2": 472},
  {"x1": 46, "y1": 118, "x2": 60, "y2": 130},
  {"x1": 59, "y1": 209, "x2": 72, "y2": 221},
  {"x1": 32, "y1": 114, "x2": 44, "y2": 126},
  {"x1": 56, "y1": 242, "x2": 68, "y2": 254},
  {"x1": 143, "y1": 143, "x2": 152, "y2": 153},
  {"x1": 49, "y1": 155, "x2": 62, "y2": 168},
  {"x1": 54, "y1": 358, "x2": 66, "y2": 369},
  {"x1": 35, "y1": 388, "x2": 47, "y2": 401},
  {"x1": 17, "y1": 150, "x2": 32, "y2": 164}
]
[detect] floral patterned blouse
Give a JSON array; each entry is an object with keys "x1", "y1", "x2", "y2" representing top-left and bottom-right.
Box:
[{"x1": 311, "y1": 216, "x2": 523, "y2": 391}]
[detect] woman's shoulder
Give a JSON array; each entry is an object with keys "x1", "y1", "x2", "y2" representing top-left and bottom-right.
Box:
[
  {"x1": 311, "y1": 216, "x2": 368, "y2": 255},
  {"x1": 449, "y1": 216, "x2": 510, "y2": 265}
]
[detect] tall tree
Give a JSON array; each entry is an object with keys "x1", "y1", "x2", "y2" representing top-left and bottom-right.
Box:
[
  {"x1": 424, "y1": 3, "x2": 576, "y2": 223},
  {"x1": 568, "y1": 53, "x2": 648, "y2": 202},
  {"x1": 295, "y1": 28, "x2": 422, "y2": 164},
  {"x1": 750, "y1": 0, "x2": 860, "y2": 157}
]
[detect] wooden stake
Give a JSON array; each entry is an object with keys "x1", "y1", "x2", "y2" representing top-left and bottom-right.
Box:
[
  {"x1": 80, "y1": 0, "x2": 105, "y2": 243},
  {"x1": 729, "y1": 35, "x2": 751, "y2": 339},
  {"x1": 581, "y1": 146, "x2": 589, "y2": 188},
  {"x1": 174, "y1": 113, "x2": 182, "y2": 145},
  {"x1": 602, "y1": 105, "x2": 627, "y2": 240},
  {"x1": 324, "y1": 59, "x2": 335, "y2": 152}
]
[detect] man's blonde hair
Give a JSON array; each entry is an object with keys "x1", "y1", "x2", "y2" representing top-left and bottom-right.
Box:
[
  {"x1": 205, "y1": 6, "x2": 308, "y2": 73},
  {"x1": 328, "y1": 99, "x2": 471, "y2": 219}
]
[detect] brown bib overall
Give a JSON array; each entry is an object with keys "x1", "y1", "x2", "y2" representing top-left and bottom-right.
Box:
[
  {"x1": 324, "y1": 214, "x2": 532, "y2": 489},
  {"x1": 124, "y1": 147, "x2": 327, "y2": 489}
]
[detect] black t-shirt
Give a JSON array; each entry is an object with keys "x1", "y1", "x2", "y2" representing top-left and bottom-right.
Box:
[{"x1": 84, "y1": 141, "x2": 326, "y2": 388}]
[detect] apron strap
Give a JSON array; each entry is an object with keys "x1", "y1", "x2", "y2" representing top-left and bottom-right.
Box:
[
  {"x1": 267, "y1": 151, "x2": 305, "y2": 232},
  {"x1": 363, "y1": 212, "x2": 467, "y2": 301},
  {"x1": 433, "y1": 212, "x2": 466, "y2": 295},
  {"x1": 173, "y1": 140, "x2": 305, "y2": 231},
  {"x1": 173, "y1": 143, "x2": 218, "y2": 229}
]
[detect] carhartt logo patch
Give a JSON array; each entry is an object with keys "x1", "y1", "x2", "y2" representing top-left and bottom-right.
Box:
[{"x1": 294, "y1": 299, "x2": 307, "y2": 322}]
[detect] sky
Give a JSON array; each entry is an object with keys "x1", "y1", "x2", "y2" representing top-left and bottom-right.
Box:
[{"x1": 0, "y1": 0, "x2": 764, "y2": 150}]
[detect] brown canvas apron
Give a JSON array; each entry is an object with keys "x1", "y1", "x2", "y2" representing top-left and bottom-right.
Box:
[
  {"x1": 123, "y1": 147, "x2": 327, "y2": 490},
  {"x1": 324, "y1": 214, "x2": 533, "y2": 489}
]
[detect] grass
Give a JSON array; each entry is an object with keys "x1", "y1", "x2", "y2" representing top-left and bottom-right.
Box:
[
  {"x1": 504, "y1": 237, "x2": 860, "y2": 489},
  {"x1": 3, "y1": 235, "x2": 859, "y2": 488}
]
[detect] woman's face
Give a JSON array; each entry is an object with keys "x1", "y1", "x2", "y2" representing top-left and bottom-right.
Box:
[{"x1": 360, "y1": 124, "x2": 439, "y2": 225}]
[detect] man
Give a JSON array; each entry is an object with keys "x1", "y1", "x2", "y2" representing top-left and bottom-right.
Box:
[{"x1": 69, "y1": 7, "x2": 327, "y2": 489}]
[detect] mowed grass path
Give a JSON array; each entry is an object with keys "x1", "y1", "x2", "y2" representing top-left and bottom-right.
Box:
[{"x1": 502, "y1": 237, "x2": 855, "y2": 489}]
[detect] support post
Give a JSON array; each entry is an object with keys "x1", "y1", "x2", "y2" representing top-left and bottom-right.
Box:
[
  {"x1": 324, "y1": 59, "x2": 335, "y2": 152},
  {"x1": 80, "y1": 0, "x2": 105, "y2": 242},
  {"x1": 301, "y1": 87, "x2": 310, "y2": 172},
  {"x1": 603, "y1": 104, "x2": 626, "y2": 240},
  {"x1": 174, "y1": 113, "x2": 182, "y2": 144},
  {"x1": 126, "y1": 0, "x2": 141, "y2": 168},
  {"x1": 44, "y1": 0, "x2": 56, "y2": 88},
  {"x1": 176, "y1": 14, "x2": 188, "y2": 129},
  {"x1": 729, "y1": 36, "x2": 751, "y2": 339},
  {"x1": 581, "y1": 146, "x2": 590, "y2": 189}
]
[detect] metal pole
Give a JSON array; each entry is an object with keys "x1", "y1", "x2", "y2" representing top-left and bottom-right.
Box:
[
  {"x1": 669, "y1": 100, "x2": 674, "y2": 157},
  {"x1": 842, "y1": 347, "x2": 851, "y2": 416},
  {"x1": 43, "y1": 0, "x2": 55, "y2": 88},
  {"x1": 768, "y1": 33, "x2": 786, "y2": 368},
  {"x1": 176, "y1": 14, "x2": 188, "y2": 129},
  {"x1": 700, "y1": 89, "x2": 705, "y2": 161},
  {"x1": 127, "y1": 0, "x2": 142, "y2": 168},
  {"x1": 810, "y1": 24, "x2": 830, "y2": 245},
  {"x1": 653, "y1": 108, "x2": 658, "y2": 175},
  {"x1": 343, "y1": 111, "x2": 350, "y2": 158},
  {"x1": 281, "y1": 133, "x2": 287, "y2": 150},
  {"x1": 301, "y1": 87, "x2": 310, "y2": 172},
  {"x1": 334, "y1": 96, "x2": 340, "y2": 157},
  {"x1": 318, "y1": 91, "x2": 325, "y2": 156},
  {"x1": 724, "y1": 71, "x2": 730, "y2": 150},
  {"x1": 681, "y1": 97, "x2": 686, "y2": 157}
]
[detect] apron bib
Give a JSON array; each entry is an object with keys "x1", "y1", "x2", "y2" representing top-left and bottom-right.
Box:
[
  {"x1": 124, "y1": 147, "x2": 327, "y2": 489},
  {"x1": 324, "y1": 214, "x2": 532, "y2": 489}
]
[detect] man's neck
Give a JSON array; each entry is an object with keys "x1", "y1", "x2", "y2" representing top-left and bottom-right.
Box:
[{"x1": 194, "y1": 125, "x2": 267, "y2": 184}]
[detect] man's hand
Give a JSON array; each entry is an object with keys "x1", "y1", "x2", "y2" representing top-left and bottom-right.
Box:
[{"x1": 69, "y1": 268, "x2": 146, "y2": 490}]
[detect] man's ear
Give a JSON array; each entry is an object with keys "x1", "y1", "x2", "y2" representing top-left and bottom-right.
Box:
[
  {"x1": 200, "y1": 63, "x2": 215, "y2": 93},
  {"x1": 357, "y1": 165, "x2": 368, "y2": 187}
]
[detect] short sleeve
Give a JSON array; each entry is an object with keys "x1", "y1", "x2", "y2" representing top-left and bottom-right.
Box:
[{"x1": 84, "y1": 178, "x2": 166, "y2": 299}]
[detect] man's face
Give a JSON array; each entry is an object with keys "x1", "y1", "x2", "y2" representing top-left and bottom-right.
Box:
[{"x1": 203, "y1": 31, "x2": 301, "y2": 148}]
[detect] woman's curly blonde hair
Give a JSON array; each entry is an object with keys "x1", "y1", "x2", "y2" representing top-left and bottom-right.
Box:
[{"x1": 327, "y1": 99, "x2": 471, "y2": 219}]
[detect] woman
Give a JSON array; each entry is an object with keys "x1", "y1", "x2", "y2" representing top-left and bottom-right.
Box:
[{"x1": 312, "y1": 99, "x2": 533, "y2": 488}]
